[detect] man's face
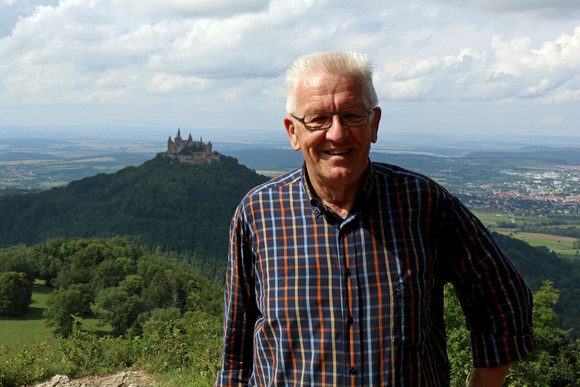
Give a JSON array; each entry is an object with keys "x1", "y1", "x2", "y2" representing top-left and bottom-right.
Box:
[{"x1": 284, "y1": 71, "x2": 381, "y2": 193}]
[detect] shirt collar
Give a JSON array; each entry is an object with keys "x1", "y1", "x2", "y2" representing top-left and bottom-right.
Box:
[{"x1": 300, "y1": 160, "x2": 375, "y2": 220}]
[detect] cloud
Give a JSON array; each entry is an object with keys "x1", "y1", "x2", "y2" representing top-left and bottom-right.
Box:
[
  {"x1": 378, "y1": 27, "x2": 580, "y2": 103},
  {"x1": 540, "y1": 116, "x2": 562, "y2": 124},
  {"x1": 432, "y1": 0, "x2": 580, "y2": 18},
  {"x1": 110, "y1": 0, "x2": 270, "y2": 19},
  {"x1": 0, "y1": 0, "x2": 579, "y2": 137}
]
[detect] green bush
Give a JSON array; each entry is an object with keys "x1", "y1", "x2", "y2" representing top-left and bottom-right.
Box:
[
  {"x1": 0, "y1": 271, "x2": 33, "y2": 317},
  {"x1": 0, "y1": 340, "x2": 59, "y2": 387}
]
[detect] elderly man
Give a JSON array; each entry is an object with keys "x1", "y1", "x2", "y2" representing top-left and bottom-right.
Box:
[{"x1": 216, "y1": 51, "x2": 537, "y2": 386}]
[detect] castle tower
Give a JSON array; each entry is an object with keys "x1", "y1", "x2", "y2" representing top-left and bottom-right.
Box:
[{"x1": 167, "y1": 136, "x2": 175, "y2": 154}]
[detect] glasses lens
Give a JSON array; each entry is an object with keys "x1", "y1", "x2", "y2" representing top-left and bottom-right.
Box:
[
  {"x1": 303, "y1": 112, "x2": 332, "y2": 129},
  {"x1": 340, "y1": 108, "x2": 369, "y2": 126},
  {"x1": 301, "y1": 108, "x2": 370, "y2": 130}
]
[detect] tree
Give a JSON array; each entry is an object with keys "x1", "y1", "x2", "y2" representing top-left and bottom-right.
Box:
[
  {"x1": 507, "y1": 280, "x2": 580, "y2": 386},
  {"x1": 0, "y1": 271, "x2": 33, "y2": 317},
  {"x1": 445, "y1": 280, "x2": 580, "y2": 386},
  {"x1": 444, "y1": 284, "x2": 472, "y2": 386},
  {"x1": 92, "y1": 286, "x2": 143, "y2": 334},
  {"x1": 0, "y1": 245, "x2": 32, "y2": 277},
  {"x1": 44, "y1": 287, "x2": 88, "y2": 337}
]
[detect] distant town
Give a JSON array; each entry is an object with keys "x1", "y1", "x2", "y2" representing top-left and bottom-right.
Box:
[{"x1": 454, "y1": 165, "x2": 580, "y2": 216}]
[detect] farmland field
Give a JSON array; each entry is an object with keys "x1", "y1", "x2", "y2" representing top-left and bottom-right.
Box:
[
  {"x1": 498, "y1": 231, "x2": 577, "y2": 251},
  {"x1": 472, "y1": 209, "x2": 580, "y2": 258}
]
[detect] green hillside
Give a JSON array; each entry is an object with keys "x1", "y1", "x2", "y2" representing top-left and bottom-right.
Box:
[{"x1": 0, "y1": 154, "x2": 268, "y2": 281}]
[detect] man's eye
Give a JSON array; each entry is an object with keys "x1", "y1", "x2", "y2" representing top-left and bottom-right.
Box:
[
  {"x1": 344, "y1": 113, "x2": 364, "y2": 120},
  {"x1": 343, "y1": 112, "x2": 365, "y2": 122},
  {"x1": 307, "y1": 114, "x2": 330, "y2": 124}
]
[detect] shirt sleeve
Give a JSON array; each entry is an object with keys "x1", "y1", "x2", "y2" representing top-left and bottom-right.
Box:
[
  {"x1": 441, "y1": 196, "x2": 538, "y2": 368},
  {"x1": 215, "y1": 204, "x2": 258, "y2": 386}
]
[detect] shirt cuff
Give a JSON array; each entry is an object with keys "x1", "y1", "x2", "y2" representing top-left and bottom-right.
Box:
[{"x1": 470, "y1": 332, "x2": 538, "y2": 367}]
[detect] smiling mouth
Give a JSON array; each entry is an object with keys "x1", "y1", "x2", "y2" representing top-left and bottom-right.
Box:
[{"x1": 325, "y1": 149, "x2": 352, "y2": 156}]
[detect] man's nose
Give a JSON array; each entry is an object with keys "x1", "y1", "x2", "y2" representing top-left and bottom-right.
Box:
[{"x1": 325, "y1": 115, "x2": 349, "y2": 141}]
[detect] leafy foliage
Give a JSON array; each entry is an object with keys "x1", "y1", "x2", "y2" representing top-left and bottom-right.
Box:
[
  {"x1": 24, "y1": 238, "x2": 223, "y2": 339},
  {"x1": 0, "y1": 155, "x2": 268, "y2": 282},
  {"x1": 508, "y1": 281, "x2": 580, "y2": 386},
  {"x1": 44, "y1": 287, "x2": 91, "y2": 338},
  {"x1": 0, "y1": 237, "x2": 223, "y2": 385},
  {"x1": 0, "y1": 271, "x2": 33, "y2": 317},
  {"x1": 492, "y1": 232, "x2": 580, "y2": 337},
  {"x1": 445, "y1": 280, "x2": 580, "y2": 386},
  {"x1": 443, "y1": 284, "x2": 471, "y2": 386}
]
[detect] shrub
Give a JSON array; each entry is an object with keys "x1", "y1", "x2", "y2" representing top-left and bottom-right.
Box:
[{"x1": 0, "y1": 271, "x2": 33, "y2": 317}]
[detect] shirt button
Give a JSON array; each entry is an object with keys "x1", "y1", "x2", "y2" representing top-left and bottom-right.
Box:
[
  {"x1": 349, "y1": 367, "x2": 358, "y2": 375},
  {"x1": 345, "y1": 268, "x2": 351, "y2": 276},
  {"x1": 347, "y1": 316, "x2": 354, "y2": 325}
]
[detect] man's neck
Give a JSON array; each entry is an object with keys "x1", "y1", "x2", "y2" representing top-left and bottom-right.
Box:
[{"x1": 308, "y1": 174, "x2": 362, "y2": 219}]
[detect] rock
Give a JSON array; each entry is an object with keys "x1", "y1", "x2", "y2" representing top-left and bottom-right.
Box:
[
  {"x1": 35, "y1": 375, "x2": 70, "y2": 386},
  {"x1": 34, "y1": 371, "x2": 155, "y2": 387}
]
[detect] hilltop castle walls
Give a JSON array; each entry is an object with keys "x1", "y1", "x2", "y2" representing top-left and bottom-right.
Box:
[{"x1": 165, "y1": 129, "x2": 219, "y2": 164}]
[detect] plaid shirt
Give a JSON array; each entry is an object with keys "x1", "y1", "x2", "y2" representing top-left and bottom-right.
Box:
[{"x1": 216, "y1": 162, "x2": 537, "y2": 386}]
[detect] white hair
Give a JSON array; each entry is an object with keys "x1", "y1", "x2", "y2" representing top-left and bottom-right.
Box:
[{"x1": 285, "y1": 51, "x2": 379, "y2": 114}]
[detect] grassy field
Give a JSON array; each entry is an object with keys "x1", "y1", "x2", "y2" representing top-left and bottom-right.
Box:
[
  {"x1": 472, "y1": 208, "x2": 511, "y2": 227},
  {"x1": 472, "y1": 209, "x2": 580, "y2": 258},
  {"x1": 0, "y1": 281, "x2": 57, "y2": 346},
  {"x1": 498, "y1": 231, "x2": 578, "y2": 251},
  {"x1": 0, "y1": 281, "x2": 112, "y2": 347}
]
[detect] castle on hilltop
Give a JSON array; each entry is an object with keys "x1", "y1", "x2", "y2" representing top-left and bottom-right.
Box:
[{"x1": 165, "y1": 129, "x2": 220, "y2": 164}]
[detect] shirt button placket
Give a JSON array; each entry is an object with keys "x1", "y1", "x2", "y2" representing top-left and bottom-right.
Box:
[{"x1": 344, "y1": 225, "x2": 362, "y2": 386}]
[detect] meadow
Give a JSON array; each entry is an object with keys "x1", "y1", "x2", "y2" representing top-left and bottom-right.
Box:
[
  {"x1": 0, "y1": 281, "x2": 113, "y2": 348},
  {"x1": 0, "y1": 281, "x2": 55, "y2": 346},
  {"x1": 473, "y1": 209, "x2": 580, "y2": 259}
]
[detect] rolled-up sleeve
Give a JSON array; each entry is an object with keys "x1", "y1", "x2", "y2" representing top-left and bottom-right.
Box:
[
  {"x1": 442, "y1": 197, "x2": 538, "y2": 367},
  {"x1": 215, "y1": 204, "x2": 258, "y2": 387}
]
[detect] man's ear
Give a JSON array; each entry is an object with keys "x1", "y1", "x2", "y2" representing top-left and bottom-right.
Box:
[
  {"x1": 370, "y1": 107, "x2": 381, "y2": 144},
  {"x1": 284, "y1": 116, "x2": 301, "y2": 151}
]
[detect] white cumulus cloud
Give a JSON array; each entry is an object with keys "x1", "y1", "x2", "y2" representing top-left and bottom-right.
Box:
[
  {"x1": 0, "y1": 0, "x2": 579, "y2": 136},
  {"x1": 379, "y1": 27, "x2": 580, "y2": 103}
]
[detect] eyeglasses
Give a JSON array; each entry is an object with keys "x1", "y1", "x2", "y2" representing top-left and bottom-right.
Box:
[{"x1": 292, "y1": 107, "x2": 375, "y2": 131}]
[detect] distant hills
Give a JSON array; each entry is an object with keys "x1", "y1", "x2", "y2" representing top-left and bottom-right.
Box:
[
  {"x1": 465, "y1": 146, "x2": 580, "y2": 164},
  {"x1": 228, "y1": 146, "x2": 580, "y2": 175},
  {"x1": 228, "y1": 148, "x2": 452, "y2": 175}
]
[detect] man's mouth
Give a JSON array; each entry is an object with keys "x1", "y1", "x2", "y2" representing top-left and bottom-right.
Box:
[{"x1": 324, "y1": 149, "x2": 351, "y2": 156}]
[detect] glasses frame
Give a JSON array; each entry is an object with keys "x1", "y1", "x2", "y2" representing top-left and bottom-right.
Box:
[{"x1": 292, "y1": 107, "x2": 376, "y2": 131}]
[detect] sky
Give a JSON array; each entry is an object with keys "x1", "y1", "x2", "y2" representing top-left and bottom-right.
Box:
[{"x1": 1, "y1": 0, "x2": 579, "y2": 143}]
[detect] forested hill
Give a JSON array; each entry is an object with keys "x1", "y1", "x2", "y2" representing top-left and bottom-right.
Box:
[
  {"x1": 0, "y1": 154, "x2": 269, "y2": 279},
  {"x1": 1, "y1": 151, "x2": 580, "y2": 334}
]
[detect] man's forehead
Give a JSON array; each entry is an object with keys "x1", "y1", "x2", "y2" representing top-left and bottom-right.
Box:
[
  {"x1": 295, "y1": 72, "x2": 364, "y2": 110},
  {"x1": 298, "y1": 71, "x2": 361, "y2": 87}
]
